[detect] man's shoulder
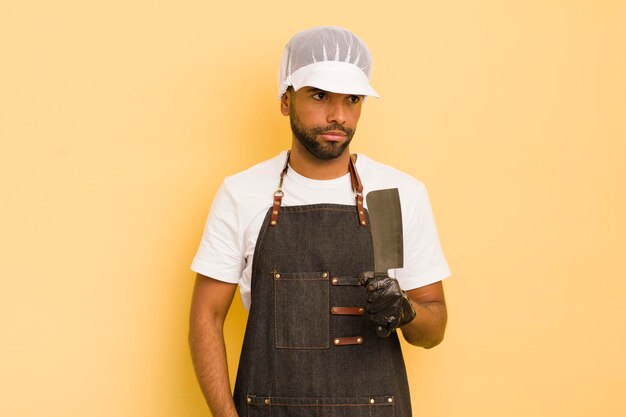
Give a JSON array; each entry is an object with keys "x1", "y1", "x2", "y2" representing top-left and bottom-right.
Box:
[
  {"x1": 357, "y1": 154, "x2": 426, "y2": 194},
  {"x1": 222, "y1": 151, "x2": 286, "y2": 194}
]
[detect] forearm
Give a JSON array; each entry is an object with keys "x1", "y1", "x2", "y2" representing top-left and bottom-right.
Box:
[
  {"x1": 400, "y1": 300, "x2": 447, "y2": 348},
  {"x1": 189, "y1": 319, "x2": 238, "y2": 417}
]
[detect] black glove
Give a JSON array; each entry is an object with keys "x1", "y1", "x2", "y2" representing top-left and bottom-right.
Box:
[{"x1": 359, "y1": 271, "x2": 416, "y2": 337}]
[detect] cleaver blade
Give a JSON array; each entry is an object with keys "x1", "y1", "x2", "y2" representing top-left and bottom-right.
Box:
[{"x1": 366, "y1": 188, "x2": 404, "y2": 273}]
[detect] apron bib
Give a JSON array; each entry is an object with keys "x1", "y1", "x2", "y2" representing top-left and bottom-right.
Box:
[{"x1": 233, "y1": 154, "x2": 412, "y2": 417}]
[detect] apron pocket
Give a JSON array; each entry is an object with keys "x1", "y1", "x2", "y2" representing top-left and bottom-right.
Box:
[
  {"x1": 246, "y1": 395, "x2": 396, "y2": 417},
  {"x1": 273, "y1": 270, "x2": 329, "y2": 349}
]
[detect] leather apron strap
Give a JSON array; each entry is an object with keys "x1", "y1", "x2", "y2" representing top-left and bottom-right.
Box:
[{"x1": 270, "y1": 151, "x2": 367, "y2": 227}]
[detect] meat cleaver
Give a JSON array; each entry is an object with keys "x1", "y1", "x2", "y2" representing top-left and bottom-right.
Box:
[
  {"x1": 366, "y1": 188, "x2": 404, "y2": 273},
  {"x1": 365, "y1": 188, "x2": 404, "y2": 337}
]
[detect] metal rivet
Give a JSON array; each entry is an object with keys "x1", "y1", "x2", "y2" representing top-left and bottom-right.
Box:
[
  {"x1": 334, "y1": 338, "x2": 340, "y2": 345},
  {"x1": 270, "y1": 220, "x2": 277, "y2": 225},
  {"x1": 264, "y1": 398, "x2": 270, "y2": 405},
  {"x1": 274, "y1": 201, "x2": 280, "y2": 205},
  {"x1": 358, "y1": 200, "x2": 363, "y2": 205},
  {"x1": 247, "y1": 397, "x2": 252, "y2": 403},
  {"x1": 274, "y1": 273, "x2": 280, "y2": 279},
  {"x1": 331, "y1": 278, "x2": 338, "y2": 285},
  {"x1": 387, "y1": 397, "x2": 393, "y2": 403},
  {"x1": 369, "y1": 398, "x2": 375, "y2": 404},
  {"x1": 359, "y1": 210, "x2": 364, "y2": 215},
  {"x1": 272, "y1": 210, "x2": 278, "y2": 215},
  {"x1": 322, "y1": 272, "x2": 328, "y2": 278},
  {"x1": 331, "y1": 307, "x2": 337, "y2": 313},
  {"x1": 361, "y1": 220, "x2": 366, "y2": 225},
  {"x1": 357, "y1": 337, "x2": 363, "y2": 344},
  {"x1": 378, "y1": 326, "x2": 383, "y2": 331},
  {"x1": 358, "y1": 308, "x2": 364, "y2": 313}
]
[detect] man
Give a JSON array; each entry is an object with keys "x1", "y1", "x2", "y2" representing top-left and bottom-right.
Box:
[{"x1": 189, "y1": 26, "x2": 451, "y2": 417}]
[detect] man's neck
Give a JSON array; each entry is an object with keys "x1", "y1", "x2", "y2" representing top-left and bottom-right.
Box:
[{"x1": 288, "y1": 142, "x2": 352, "y2": 180}]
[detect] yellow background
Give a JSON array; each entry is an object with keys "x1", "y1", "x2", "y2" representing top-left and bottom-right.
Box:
[{"x1": 1, "y1": 1, "x2": 625, "y2": 416}]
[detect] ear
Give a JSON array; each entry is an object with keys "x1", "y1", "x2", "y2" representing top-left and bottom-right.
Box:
[{"x1": 280, "y1": 89, "x2": 291, "y2": 116}]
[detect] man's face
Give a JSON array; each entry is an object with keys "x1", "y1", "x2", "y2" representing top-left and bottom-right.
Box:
[{"x1": 282, "y1": 87, "x2": 364, "y2": 160}]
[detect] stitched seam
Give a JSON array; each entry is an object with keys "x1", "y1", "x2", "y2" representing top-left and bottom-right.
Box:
[
  {"x1": 273, "y1": 274, "x2": 278, "y2": 348},
  {"x1": 281, "y1": 208, "x2": 356, "y2": 213},
  {"x1": 278, "y1": 272, "x2": 329, "y2": 279},
  {"x1": 249, "y1": 210, "x2": 272, "y2": 294},
  {"x1": 263, "y1": 404, "x2": 393, "y2": 407},
  {"x1": 327, "y1": 273, "x2": 330, "y2": 347},
  {"x1": 275, "y1": 345, "x2": 328, "y2": 349},
  {"x1": 248, "y1": 396, "x2": 394, "y2": 407},
  {"x1": 278, "y1": 278, "x2": 327, "y2": 281}
]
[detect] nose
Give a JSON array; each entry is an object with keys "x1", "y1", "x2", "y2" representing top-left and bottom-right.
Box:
[{"x1": 326, "y1": 99, "x2": 347, "y2": 125}]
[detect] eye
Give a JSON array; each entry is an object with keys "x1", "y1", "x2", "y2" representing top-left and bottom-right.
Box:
[
  {"x1": 312, "y1": 92, "x2": 326, "y2": 100},
  {"x1": 348, "y1": 95, "x2": 362, "y2": 104}
]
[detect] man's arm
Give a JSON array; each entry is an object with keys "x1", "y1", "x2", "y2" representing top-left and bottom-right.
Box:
[
  {"x1": 400, "y1": 281, "x2": 448, "y2": 348},
  {"x1": 189, "y1": 273, "x2": 239, "y2": 417}
]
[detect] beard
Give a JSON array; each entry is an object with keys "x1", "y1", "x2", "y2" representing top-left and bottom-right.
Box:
[{"x1": 289, "y1": 105, "x2": 355, "y2": 161}]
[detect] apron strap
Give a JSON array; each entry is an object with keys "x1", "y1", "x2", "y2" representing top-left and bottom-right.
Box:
[
  {"x1": 349, "y1": 154, "x2": 368, "y2": 227},
  {"x1": 270, "y1": 151, "x2": 366, "y2": 227},
  {"x1": 269, "y1": 151, "x2": 290, "y2": 227}
]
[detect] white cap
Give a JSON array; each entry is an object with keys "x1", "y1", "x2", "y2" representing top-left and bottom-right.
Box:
[{"x1": 278, "y1": 26, "x2": 379, "y2": 99}]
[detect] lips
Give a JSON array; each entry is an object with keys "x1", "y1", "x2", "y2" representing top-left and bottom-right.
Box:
[{"x1": 318, "y1": 130, "x2": 347, "y2": 141}]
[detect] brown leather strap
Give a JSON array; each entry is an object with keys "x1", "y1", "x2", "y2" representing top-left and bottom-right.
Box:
[
  {"x1": 330, "y1": 276, "x2": 361, "y2": 286},
  {"x1": 332, "y1": 336, "x2": 364, "y2": 346},
  {"x1": 348, "y1": 154, "x2": 363, "y2": 194},
  {"x1": 269, "y1": 152, "x2": 290, "y2": 227},
  {"x1": 269, "y1": 194, "x2": 282, "y2": 226},
  {"x1": 270, "y1": 152, "x2": 367, "y2": 227},
  {"x1": 349, "y1": 154, "x2": 367, "y2": 227},
  {"x1": 330, "y1": 306, "x2": 365, "y2": 315}
]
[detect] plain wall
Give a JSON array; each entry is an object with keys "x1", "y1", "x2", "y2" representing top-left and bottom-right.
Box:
[{"x1": 1, "y1": 1, "x2": 625, "y2": 416}]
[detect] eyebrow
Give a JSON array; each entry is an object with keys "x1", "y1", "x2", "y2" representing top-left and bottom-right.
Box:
[{"x1": 304, "y1": 88, "x2": 364, "y2": 98}]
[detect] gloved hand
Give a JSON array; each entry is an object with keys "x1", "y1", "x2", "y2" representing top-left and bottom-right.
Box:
[{"x1": 359, "y1": 271, "x2": 416, "y2": 337}]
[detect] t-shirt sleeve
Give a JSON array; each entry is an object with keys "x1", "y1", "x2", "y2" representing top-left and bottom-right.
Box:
[
  {"x1": 392, "y1": 181, "x2": 451, "y2": 290},
  {"x1": 190, "y1": 179, "x2": 244, "y2": 284}
]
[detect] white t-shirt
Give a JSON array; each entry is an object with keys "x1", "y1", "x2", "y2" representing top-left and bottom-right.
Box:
[{"x1": 191, "y1": 151, "x2": 451, "y2": 310}]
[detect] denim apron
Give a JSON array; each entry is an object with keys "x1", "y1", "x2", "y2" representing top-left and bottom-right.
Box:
[{"x1": 233, "y1": 153, "x2": 412, "y2": 417}]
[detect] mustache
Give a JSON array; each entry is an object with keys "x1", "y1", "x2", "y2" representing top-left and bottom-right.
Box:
[{"x1": 310, "y1": 123, "x2": 353, "y2": 136}]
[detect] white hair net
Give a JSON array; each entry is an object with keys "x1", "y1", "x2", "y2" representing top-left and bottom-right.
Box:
[{"x1": 278, "y1": 26, "x2": 379, "y2": 99}]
